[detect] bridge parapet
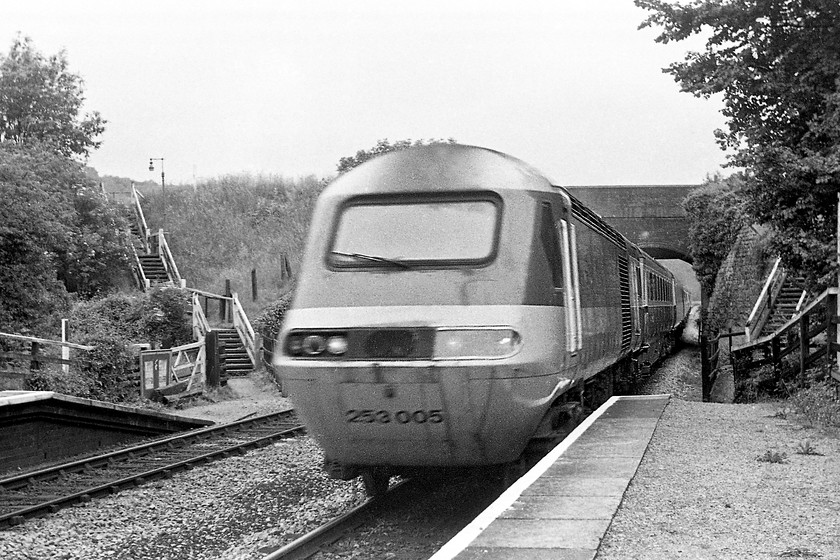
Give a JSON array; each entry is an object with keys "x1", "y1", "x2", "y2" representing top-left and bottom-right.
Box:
[{"x1": 565, "y1": 185, "x2": 699, "y2": 263}]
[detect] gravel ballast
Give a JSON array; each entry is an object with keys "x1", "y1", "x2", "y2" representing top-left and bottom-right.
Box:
[{"x1": 3, "y1": 345, "x2": 839, "y2": 559}]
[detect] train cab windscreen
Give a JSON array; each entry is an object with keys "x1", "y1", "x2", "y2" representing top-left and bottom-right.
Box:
[{"x1": 329, "y1": 196, "x2": 500, "y2": 267}]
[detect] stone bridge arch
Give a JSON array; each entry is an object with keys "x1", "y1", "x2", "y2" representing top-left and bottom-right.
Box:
[{"x1": 565, "y1": 185, "x2": 698, "y2": 263}]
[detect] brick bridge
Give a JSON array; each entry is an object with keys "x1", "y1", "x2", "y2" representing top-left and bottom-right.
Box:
[{"x1": 565, "y1": 185, "x2": 699, "y2": 263}]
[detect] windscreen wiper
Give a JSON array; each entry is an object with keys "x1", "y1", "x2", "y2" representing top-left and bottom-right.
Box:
[{"x1": 330, "y1": 251, "x2": 414, "y2": 269}]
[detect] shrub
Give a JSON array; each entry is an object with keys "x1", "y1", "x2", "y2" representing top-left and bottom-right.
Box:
[
  {"x1": 253, "y1": 290, "x2": 294, "y2": 341},
  {"x1": 789, "y1": 379, "x2": 840, "y2": 428},
  {"x1": 77, "y1": 334, "x2": 137, "y2": 402}
]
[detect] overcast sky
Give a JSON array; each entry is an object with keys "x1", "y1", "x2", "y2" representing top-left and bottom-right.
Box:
[{"x1": 1, "y1": 0, "x2": 727, "y2": 186}]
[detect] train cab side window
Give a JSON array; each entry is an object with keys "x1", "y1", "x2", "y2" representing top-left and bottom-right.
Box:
[{"x1": 540, "y1": 203, "x2": 564, "y2": 296}]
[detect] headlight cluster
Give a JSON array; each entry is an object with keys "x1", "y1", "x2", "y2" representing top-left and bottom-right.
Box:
[
  {"x1": 433, "y1": 328, "x2": 522, "y2": 359},
  {"x1": 283, "y1": 327, "x2": 521, "y2": 360},
  {"x1": 286, "y1": 332, "x2": 348, "y2": 357}
]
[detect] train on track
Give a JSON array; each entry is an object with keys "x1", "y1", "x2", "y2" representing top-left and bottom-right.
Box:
[{"x1": 273, "y1": 144, "x2": 692, "y2": 495}]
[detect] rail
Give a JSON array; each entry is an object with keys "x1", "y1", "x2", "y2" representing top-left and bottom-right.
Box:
[
  {"x1": 0, "y1": 332, "x2": 93, "y2": 374},
  {"x1": 131, "y1": 184, "x2": 151, "y2": 253},
  {"x1": 232, "y1": 292, "x2": 258, "y2": 365},
  {"x1": 187, "y1": 288, "x2": 258, "y2": 369},
  {"x1": 130, "y1": 242, "x2": 150, "y2": 290},
  {"x1": 745, "y1": 257, "x2": 785, "y2": 342},
  {"x1": 139, "y1": 340, "x2": 205, "y2": 398},
  {"x1": 150, "y1": 229, "x2": 184, "y2": 287},
  {"x1": 0, "y1": 410, "x2": 303, "y2": 527},
  {"x1": 732, "y1": 287, "x2": 839, "y2": 386},
  {"x1": 191, "y1": 292, "x2": 212, "y2": 340}
]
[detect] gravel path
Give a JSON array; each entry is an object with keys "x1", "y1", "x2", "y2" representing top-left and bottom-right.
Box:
[{"x1": 598, "y1": 342, "x2": 840, "y2": 560}]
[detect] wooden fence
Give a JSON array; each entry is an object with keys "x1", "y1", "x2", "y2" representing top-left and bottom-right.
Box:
[
  {"x1": 0, "y1": 332, "x2": 93, "y2": 372},
  {"x1": 139, "y1": 341, "x2": 205, "y2": 398},
  {"x1": 731, "y1": 287, "x2": 839, "y2": 386}
]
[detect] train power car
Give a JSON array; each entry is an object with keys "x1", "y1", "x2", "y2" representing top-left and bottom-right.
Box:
[{"x1": 273, "y1": 144, "x2": 691, "y2": 495}]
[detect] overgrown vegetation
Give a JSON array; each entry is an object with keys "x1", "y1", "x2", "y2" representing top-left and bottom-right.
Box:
[
  {"x1": 139, "y1": 174, "x2": 321, "y2": 318},
  {"x1": 756, "y1": 449, "x2": 788, "y2": 464},
  {"x1": 637, "y1": 0, "x2": 840, "y2": 292},
  {"x1": 336, "y1": 137, "x2": 456, "y2": 175},
  {"x1": 682, "y1": 174, "x2": 748, "y2": 296},
  {"x1": 0, "y1": 38, "x2": 133, "y2": 336},
  {"x1": 22, "y1": 287, "x2": 193, "y2": 403}
]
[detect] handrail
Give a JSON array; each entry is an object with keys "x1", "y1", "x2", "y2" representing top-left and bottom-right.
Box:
[
  {"x1": 745, "y1": 257, "x2": 785, "y2": 342},
  {"x1": 795, "y1": 290, "x2": 808, "y2": 313},
  {"x1": 152, "y1": 229, "x2": 184, "y2": 286},
  {"x1": 738, "y1": 286, "x2": 838, "y2": 349},
  {"x1": 130, "y1": 242, "x2": 150, "y2": 290},
  {"x1": 191, "y1": 292, "x2": 211, "y2": 340},
  {"x1": 0, "y1": 332, "x2": 93, "y2": 351},
  {"x1": 131, "y1": 184, "x2": 151, "y2": 253},
  {"x1": 186, "y1": 287, "x2": 231, "y2": 301},
  {"x1": 731, "y1": 288, "x2": 838, "y2": 388},
  {"x1": 231, "y1": 292, "x2": 257, "y2": 365}
]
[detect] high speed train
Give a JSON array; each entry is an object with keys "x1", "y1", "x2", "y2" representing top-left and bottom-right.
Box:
[{"x1": 273, "y1": 144, "x2": 691, "y2": 495}]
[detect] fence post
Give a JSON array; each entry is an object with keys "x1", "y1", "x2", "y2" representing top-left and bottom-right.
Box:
[
  {"x1": 61, "y1": 319, "x2": 70, "y2": 374},
  {"x1": 206, "y1": 330, "x2": 221, "y2": 388},
  {"x1": 29, "y1": 341, "x2": 41, "y2": 371},
  {"x1": 251, "y1": 268, "x2": 258, "y2": 301},
  {"x1": 799, "y1": 313, "x2": 809, "y2": 387}
]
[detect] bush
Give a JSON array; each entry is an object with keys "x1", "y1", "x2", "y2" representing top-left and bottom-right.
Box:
[
  {"x1": 682, "y1": 174, "x2": 748, "y2": 295},
  {"x1": 790, "y1": 379, "x2": 840, "y2": 429},
  {"x1": 253, "y1": 290, "x2": 294, "y2": 341},
  {"x1": 77, "y1": 334, "x2": 137, "y2": 402},
  {"x1": 69, "y1": 287, "x2": 192, "y2": 348},
  {"x1": 140, "y1": 174, "x2": 323, "y2": 319}
]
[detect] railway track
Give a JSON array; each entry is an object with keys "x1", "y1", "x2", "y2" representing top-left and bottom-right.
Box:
[
  {"x1": 0, "y1": 409, "x2": 304, "y2": 528},
  {"x1": 260, "y1": 479, "x2": 414, "y2": 560}
]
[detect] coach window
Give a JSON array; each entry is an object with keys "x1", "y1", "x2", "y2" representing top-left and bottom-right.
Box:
[{"x1": 540, "y1": 203, "x2": 564, "y2": 304}]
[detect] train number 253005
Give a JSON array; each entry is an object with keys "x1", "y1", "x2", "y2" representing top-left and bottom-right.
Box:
[{"x1": 345, "y1": 409, "x2": 444, "y2": 424}]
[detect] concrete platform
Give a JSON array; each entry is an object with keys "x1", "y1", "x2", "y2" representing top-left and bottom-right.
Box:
[
  {"x1": 430, "y1": 394, "x2": 670, "y2": 560},
  {"x1": 0, "y1": 391, "x2": 213, "y2": 472}
]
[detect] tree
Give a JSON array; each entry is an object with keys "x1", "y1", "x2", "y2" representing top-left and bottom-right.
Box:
[
  {"x1": 636, "y1": 0, "x2": 840, "y2": 290},
  {"x1": 682, "y1": 174, "x2": 748, "y2": 295},
  {"x1": 336, "y1": 137, "x2": 457, "y2": 175},
  {"x1": 0, "y1": 141, "x2": 133, "y2": 333},
  {"x1": 0, "y1": 35, "x2": 105, "y2": 159}
]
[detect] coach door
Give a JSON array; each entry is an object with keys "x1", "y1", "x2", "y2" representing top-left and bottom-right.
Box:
[{"x1": 557, "y1": 215, "x2": 582, "y2": 354}]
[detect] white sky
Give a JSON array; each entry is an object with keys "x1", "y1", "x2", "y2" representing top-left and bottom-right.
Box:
[{"x1": 1, "y1": 0, "x2": 727, "y2": 186}]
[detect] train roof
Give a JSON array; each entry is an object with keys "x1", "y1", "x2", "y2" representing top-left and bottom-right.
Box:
[{"x1": 324, "y1": 143, "x2": 559, "y2": 198}]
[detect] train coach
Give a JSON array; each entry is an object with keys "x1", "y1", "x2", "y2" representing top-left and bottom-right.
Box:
[{"x1": 273, "y1": 144, "x2": 691, "y2": 495}]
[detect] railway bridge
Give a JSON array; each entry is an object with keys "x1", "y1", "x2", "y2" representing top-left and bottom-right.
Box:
[{"x1": 565, "y1": 184, "x2": 699, "y2": 263}]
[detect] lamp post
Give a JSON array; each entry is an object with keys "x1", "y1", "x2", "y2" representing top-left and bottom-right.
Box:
[{"x1": 149, "y1": 157, "x2": 165, "y2": 231}]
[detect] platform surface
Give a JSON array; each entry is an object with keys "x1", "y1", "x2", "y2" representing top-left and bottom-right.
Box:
[{"x1": 430, "y1": 394, "x2": 670, "y2": 560}]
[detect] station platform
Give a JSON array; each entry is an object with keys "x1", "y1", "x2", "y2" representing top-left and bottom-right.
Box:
[
  {"x1": 0, "y1": 390, "x2": 212, "y2": 472},
  {"x1": 430, "y1": 394, "x2": 670, "y2": 560}
]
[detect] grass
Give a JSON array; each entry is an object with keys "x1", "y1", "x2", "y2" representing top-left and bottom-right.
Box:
[
  {"x1": 756, "y1": 450, "x2": 788, "y2": 464},
  {"x1": 795, "y1": 440, "x2": 824, "y2": 456},
  {"x1": 138, "y1": 173, "x2": 325, "y2": 319}
]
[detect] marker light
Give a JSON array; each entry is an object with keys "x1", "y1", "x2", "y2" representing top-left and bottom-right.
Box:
[
  {"x1": 433, "y1": 328, "x2": 522, "y2": 359},
  {"x1": 326, "y1": 335, "x2": 348, "y2": 355},
  {"x1": 302, "y1": 334, "x2": 327, "y2": 355},
  {"x1": 285, "y1": 331, "x2": 349, "y2": 357}
]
